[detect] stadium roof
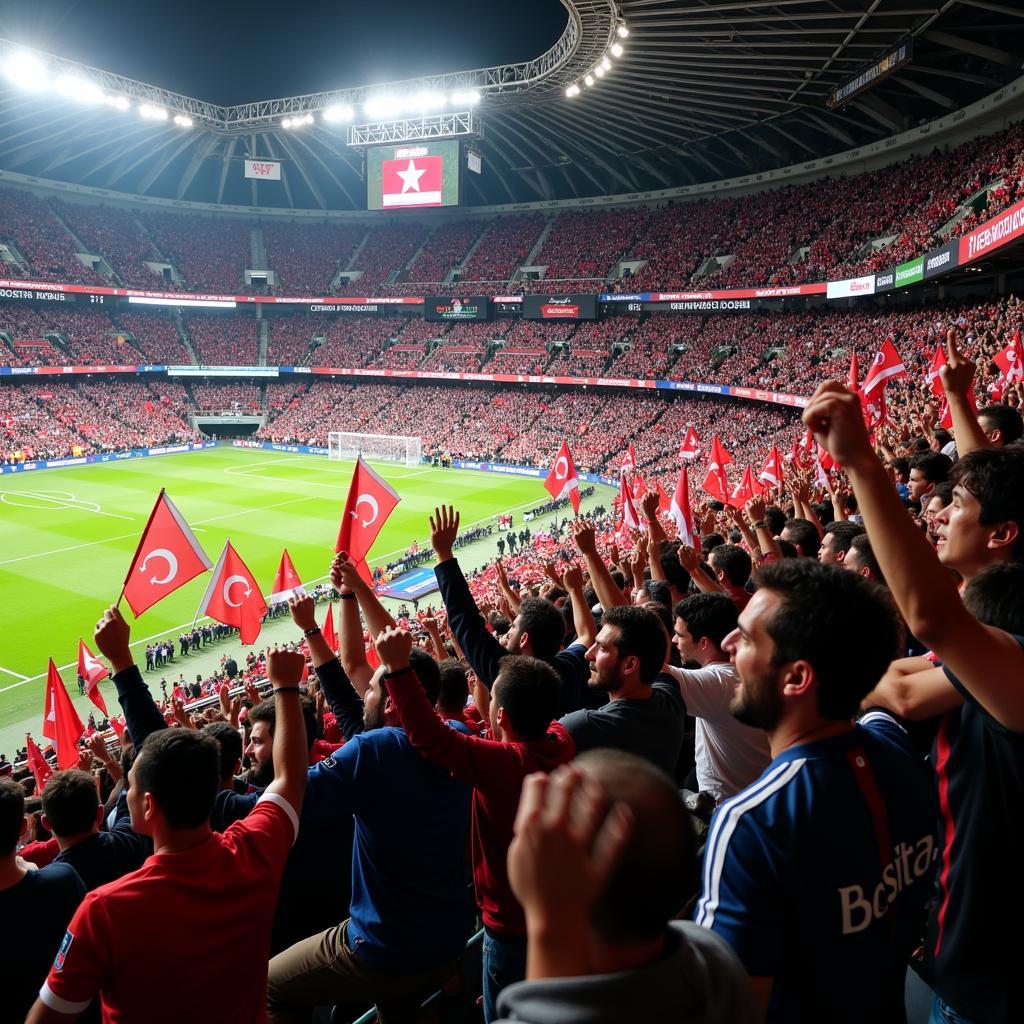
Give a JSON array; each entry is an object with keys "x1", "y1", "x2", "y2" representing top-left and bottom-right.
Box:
[{"x1": 1, "y1": 1, "x2": 1024, "y2": 210}]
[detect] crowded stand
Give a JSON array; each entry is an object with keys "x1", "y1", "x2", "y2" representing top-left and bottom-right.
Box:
[
  {"x1": 114, "y1": 311, "x2": 192, "y2": 364},
  {"x1": 339, "y1": 220, "x2": 429, "y2": 292},
  {"x1": 184, "y1": 313, "x2": 259, "y2": 365},
  {"x1": 262, "y1": 220, "x2": 366, "y2": 294},
  {"x1": 308, "y1": 315, "x2": 406, "y2": 367},
  {"x1": 404, "y1": 219, "x2": 484, "y2": 285},
  {"x1": 264, "y1": 315, "x2": 318, "y2": 366},
  {"x1": 139, "y1": 211, "x2": 250, "y2": 294},
  {"x1": 459, "y1": 213, "x2": 546, "y2": 284},
  {"x1": 189, "y1": 382, "x2": 262, "y2": 412}
]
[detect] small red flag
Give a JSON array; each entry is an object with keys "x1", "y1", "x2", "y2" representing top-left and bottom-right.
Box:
[
  {"x1": 269, "y1": 548, "x2": 306, "y2": 604},
  {"x1": 121, "y1": 490, "x2": 211, "y2": 617},
  {"x1": 670, "y1": 466, "x2": 695, "y2": 547},
  {"x1": 109, "y1": 716, "x2": 125, "y2": 739},
  {"x1": 860, "y1": 338, "x2": 907, "y2": 396},
  {"x1": 321, "y1": 601, "x2": 337, "y2": 654},
  {"x1": 543, "y1": 440, "x2": 581, "y2": 515},
  {"x1": 758, "y1": 446, "x2": 784, "y2": 490},
  {"x1": 656, "y1": 480, "x2": 671, "y2": 516},
  {"x1": 847, "y1": 350, "x2": 860, "y2": 393},
  {"x1": 77, "y1": 640, "x2": 109, "y2": 717},
  {"x1": 25, "y1": 734, "x2": 53, "y2": 792},
  {"x1": 196, "y1": 541, "x2": 268, "y2": 646},
  {"x1": 701, "y1": 435, "x2": 733, "y2": 504},
  {"x1": 631, "y1": 472, "x2": 647, "y2": 502},
  {"x1": 620, "y1": 442, "x2": 637, "y2": 473},
  {"x1": 43, "y1": 660, "x2": 85, "y2": 770},
  {"x1": 336, "y1": 458, "x2": 401, "y2": 561},
  {"x1": 679, "y1": 426, "x2": 701, "y2": 461},
  {"x1": 619, "y1": 472, "x2": 641, "y2": 532}
]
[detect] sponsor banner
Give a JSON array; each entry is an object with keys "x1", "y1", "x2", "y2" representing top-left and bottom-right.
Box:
[
  {"x1": 0, "y1": 285, "x2": 78, "y2": 303},
  {"x1": 922, "y1": 240, "x2": 959, "y2": 280},
  {"x1": 894, "y1": 257, "x2": 924, "y2": 289},
  {"x1": 307, "y1": 303, "x2": 380, "y2": 314},
  {"x1": 728, "y1": 386, "x2": 808, "y2": 408},
  {"x1": 602, "y1": 299, "x2": 645, "y2": 316},
  {"x1": 656, "y1": 380, "x2": 727, "y2": 395},
  {"x1": 828, "y1": 42, "x2": 911, "y2": 109},
  {"x1": 244, "y1": 159, "x2": 281, "y2": 181},
  {"x1": 646, "y1": 299, "x2": 754, "y2": 313},
  {"x1": 253, "y1": 295, "x2": 424, "y2": 306},
  {"x1": 168, "y1": 365, "x2": 279, "y2": 378},
  {"x1": 491, "y1": 295, "x2": 523, "y2": 304},
  {"x1": 0, "y1": 441, "x2": 215, "y2": 475},
  {"x1": 376, "y1": 567, "x2": 440, "y2": 601},
  {"x1": 424, "y1": 296, "x2": 492, "y2": 322},
  {"x1": 0, "y1": 365, "x2": 141, "y2": 376},
  {"x1": 958, "y1": 196, "x2": 1024, "y2": 265},
  {"x1": 523, "y1": 294, "x2": 599, "y2": 321},
  {"x1": 600, "y1": 293, "x2": 649, "y2": 302},
  {"x1": 874, "y1": 269, "x2": 896, "y2": 294},
  {"x1": 826, "y1": 275, "x2": 876, "y2": 299},
  {"x1": 650, "y1": 284, "x2": 826, "y2": 300}
]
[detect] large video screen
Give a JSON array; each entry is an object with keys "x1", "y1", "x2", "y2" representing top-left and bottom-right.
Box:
[{"x1": 366, "y1": 139, "x2": 460, "y2": 211}]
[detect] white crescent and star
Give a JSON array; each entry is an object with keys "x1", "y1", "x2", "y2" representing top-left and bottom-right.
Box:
[
  {"x1": 554, "y1": 456, "x2": 569, "y2": 480},
  {"x1": 140, "y1": 548, "x2": 178, "y2": 586},
  {"x1": 397, "y1": 159, "x2": 426, "y2": 194},
  {"x1": 222, "y1": 575, "x2": 251, "y2": 607},
  {"x1": 350, "y1": 493, "x2": 380, "y2": 529}
]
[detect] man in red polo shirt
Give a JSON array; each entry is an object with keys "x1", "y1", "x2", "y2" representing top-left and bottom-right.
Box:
[{"x1": 26, "y1": 606, "x2": 308, "y2": 1024}]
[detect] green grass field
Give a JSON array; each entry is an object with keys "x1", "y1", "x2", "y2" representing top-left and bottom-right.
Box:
[{"x1": 0, "y1": 445, "x2": 611, "y2": 750}]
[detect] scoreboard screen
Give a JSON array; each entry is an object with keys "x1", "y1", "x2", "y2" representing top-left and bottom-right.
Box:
[{"x1": 366, "y1": 139, "x2": 460, "y2": 211}]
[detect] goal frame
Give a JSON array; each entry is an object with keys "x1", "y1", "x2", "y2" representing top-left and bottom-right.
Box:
[{"x1": 328, "y1": 431, "x2": 423, "y2": 468}]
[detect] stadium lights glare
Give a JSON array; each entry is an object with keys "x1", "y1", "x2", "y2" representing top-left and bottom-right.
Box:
[
  {"x1": 601, "y1": 57, "x2": 612, "y2": 71},
  {"x1": 610, "y1": 42, "x2": 624, "y2": 58},
  {"x1": 55, "y1": 75, "x2": 105, "y2": 105},
  {"x1": 565, "y1": 84, "x2": 580, "y2": 98},
  {"x1": 105, "y1": 94, "x2": 130, "y2": 111},
  {"x1": 173, "y1": 114, "x2": 193, "y2": 128},
  {"x1": 4, "y1": 51, "x2": 48, "y2": 91},
  {"x1": 322, "y1": 104, "x2": 354, "y2": 123},
  {"x1": 584, "y1": 74, "x2": 594, "y2": 87},
  {"x1": 139, "y1": 103, "x2": 168, "y2": 121},
  {"x1": 594, "y1": 66, "x2": 605, "y2": 78},
  {"x1": 364, "y1": 95, "x2": 402, "y2": 119},
  {"x1": 411, "y1": 89, "x2": 446, "y2": 112},
  {"x1": 617, "y1": 23, "x2": 629, "y2": 38},
  {"x1": 451, "y1": 89, "x2": 480, "y2": 106}
]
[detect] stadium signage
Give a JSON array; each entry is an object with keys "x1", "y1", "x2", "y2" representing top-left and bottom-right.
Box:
[
  {"x1": 874, "y1": 271, "x2": 895, "y2": 293},
  {"x1": 244, "y1": 160, "x2": 281, "y2": 181},
  {"x1": 828, "y1": 42, "x2": 912, "y2": 109},
  {"x1": 923, "y1": 241, "x2": 959, "y2": 280},
  {"x1": 0, "y1": 286, "x2": 70, "y2": 302},
  {"x1": 826, "y1": 275, "x2": 876, "y2": 299},
  {"x1": 308, "y1": 303, "x2": 380, "y2": 313},
  {"x1": 523, "y1": 293, "x2": 598, "y2": 321},
  {"x1": 0, "y1": 441, "x2": 216, "y2": 475},
  {"x1": 424, "y1": 296, "x2": 492, "y2": 322},
  {"x1": 894, "y1": 257, "x2": 924, "y2": 288},
  {"x1": 958, "y1": 196, "x2": 1024, "y2": 264}
]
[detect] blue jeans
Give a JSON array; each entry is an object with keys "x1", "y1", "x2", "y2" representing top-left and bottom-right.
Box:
[
  {"x1": 929, "y1": 996, "x2": 977, "y2": 1024},
  {"x1": 481, "y1": 929, "x2": 527, "y2": 1024}
]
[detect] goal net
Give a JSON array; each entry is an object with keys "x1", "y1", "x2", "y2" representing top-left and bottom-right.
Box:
[{"x1": 328, "y1": 431, "x2": 423, "y2": 468}]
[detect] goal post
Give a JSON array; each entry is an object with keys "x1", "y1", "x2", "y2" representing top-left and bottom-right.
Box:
[{"x1": 328, "y1": 431, "x2": 423, "y2": 468}]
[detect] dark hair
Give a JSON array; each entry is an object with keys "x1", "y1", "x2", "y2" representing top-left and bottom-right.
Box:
[
  {"x1": 0, "y1": 777, "x2": 25, "y2": 856},
  {"x1": 494, "y1": 656, "x2": 561, "y2": 740},
  {"x1": 824, "y1": 520, "x2": 865, "y2": 556},
  {"x1": 203, "y1": 721, "x2": 243, "y2": 780},
  {"x1": 950, "y1": 446, "x2": 1024, "y2": 559},
  {"x1": 410, "y1": 648, "x2": 442, "y2": 707},
  {"x1": 910, "y1": 451, "x2": 952, "y2": 485},
  {"x1": 755, "y1": 560, "x2": 899, "y2": 721},
  {"x1": 978, "y1": 404, "x2": 1024, "y2": 445},
  {"x1": 643, "y1": 600, "x2": 673, "y2": 639},
  {"x1": 674, "y1": 593, "x2": 738, "y2": 649},
  {"x1": 963, "y1": 563, "x2": 1024, "y2": 635},
  {"x1": 601, "y1": 605, "x2": 669, "y2": 685},
  {"x1": 639, "y1": 578, "x2": 673, "y2": 610},
  {"x1": 517, "y1": 597, "x2": 568, "y2": 660},
  {"x1": 783, "y1": 518, "x2": 821, "y2": 558},
  {"x1": 932, "y1": 428, "x2": 953, "y2": 449},
  {"x1": 765, "y1": 506, "x2": 786, "y2": 535},
  {"x1": 776, "y1": 538, "x2": 799, "y2": 559},
  {"x1": 656, "y1": 540, "x2": 690, "y2": 591},
  {"x1": 41, "y1": 769, "x2": 99, "y2": 837},
  {"x1": 708, "y1": 543, "x2": 752, "y2": 586},
  {"x1": 928, "y1": 482, "x2": 954, "y2": 508},
  {"x1": 700, "y1": 532, "x2": 725, "y2": 557},
  {"x1": 134, "y1": 729, "x2": 219, "y2": 829},
  {"x1": 437, "y1": 658, "x2": 469, "y2": 715},
  {"x1": 249, "y1": 695, "x2": 318, "y2": 753},
  {"x1": 847, "y1": 533, "x2": 885, "y2": 586},
  {"x1": 578, "y1": 750, "x2": 696, "y2": 943},
  {"x1": 890, "y1": 457, "x2": 910, "y2": 479}
]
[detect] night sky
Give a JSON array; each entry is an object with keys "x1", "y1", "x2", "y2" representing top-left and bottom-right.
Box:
[{"x1": 0, "y1": 0, "x2": 569, "y2": 103}]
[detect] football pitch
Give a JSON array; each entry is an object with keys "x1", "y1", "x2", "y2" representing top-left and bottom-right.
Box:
[{"x1": 0, "y1": 445, "x2": 611, "y2": 746}]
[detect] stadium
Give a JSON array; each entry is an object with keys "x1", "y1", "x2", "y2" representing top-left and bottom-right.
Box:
[{"x1": 2, "y1": 1, "x2": 1024, "y2": 1021}]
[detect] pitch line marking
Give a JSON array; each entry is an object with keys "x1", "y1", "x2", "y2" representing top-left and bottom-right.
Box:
[
  {"x1": 0, "y1": 489, "x2": 133, "y2": 521},
  {"x1": 0, "y1": 666, "x2": 29, "y2": 680}
]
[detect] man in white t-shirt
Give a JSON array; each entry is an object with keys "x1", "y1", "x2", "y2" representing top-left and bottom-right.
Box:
[{"x1": 667, "y1": 594, "x2": 771, "y2": 803}]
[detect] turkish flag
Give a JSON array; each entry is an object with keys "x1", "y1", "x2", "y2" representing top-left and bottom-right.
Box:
[
  {"x1": 621, "y1": 442, "x2": 637, "y2": 473},
  {"x1": 321, "y1": 601, "x2": 337, "y2": 654},
  {"x1": 619, "y1": 472, "x2": 641, "y2": 531},
  {"x1": 26, "y1": 734, "x2": 53, "y2": 792},
  {"x1": 728, "y1": 466, "x2": 759, "y2": 510},
  {"x1": 196, "y1": 541, "x2": 268, "y2": 646},
  {"x1": 926, "y1": 345, "x2": 947, "y2": 398},
  {"x1": 43, "y1": 659, "x2": 85, "y2": 770},
  {"x1": 631, "y1": 472, "x2": 647, "y2": 502},
  {"x1": 269, "y1": 548, "x2": 306, "y2": 604},
  {"x1": 679, "y1": 426, "x2": 701, "y2": 461},
  {"x1": 670, "y1": 466, "x2": 695, "y2": 547},
  {"x1": 701, "y1": 435, "x2": 733, "y2": 504},
  {"x1": 994, "y1": 331, "x2": 1024, "y2": 384},
  {"x1": 382, "y1": 155, "x2": 443, "y2": 209},
  {"x1": 860, "y1": 338, "x2": 907, "y2": 396},
  {"x1": 543, "y1": 440, "x2": 581, "y2": 515},
  {"x1": 758, "y1": 445, "x2": 784, "y2": 490},
  {"x1": 77, "y1": 639, "x2": 109, "y2": 717},
  {"x1": 336, "y1": 458, "x2": 401, "y2": 562},
  {"x1": 121, "y1": 490, "x2": 211, "y2": 617}
]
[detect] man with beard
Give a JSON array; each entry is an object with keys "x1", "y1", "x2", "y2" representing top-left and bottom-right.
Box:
[
  {"x1": 558, "y1": 605, "x2": 686, "y2": 778},
  {"x1": 694, "y1": 561, "x2": 937, "y2": 1024}
]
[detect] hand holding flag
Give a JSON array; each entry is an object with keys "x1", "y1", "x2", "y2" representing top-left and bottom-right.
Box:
[{"x1": 670, "y1": 466, "x2": 695, "y2": 547}]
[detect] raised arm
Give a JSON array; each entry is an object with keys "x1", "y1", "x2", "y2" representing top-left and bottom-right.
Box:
[
  {"x1": 495, "y1": 559, "x2": 522, "y2": 616},
  {"x1": 562, "y1": 562, "x2": 596, "y2": 648},
  {"x1": 678, "y1": 544, "x2": 726, "y2": 595},
  {"x1": 940, "y1": 328, "x2": 990, "y2": 457},
  {"x1": 804, "y1": 381, "x2": 1024, "y2": 731},
  {"x1": 263, "y1": 647, "x2": 309, "y2": 819},
  {"x1": 330, "y1": 555, "x2": 380, "y2": 697},
  {"x1": 572, "y1": 518, "x2": 627, "y2": 608}
]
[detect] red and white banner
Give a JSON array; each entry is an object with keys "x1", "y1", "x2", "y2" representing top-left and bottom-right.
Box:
[
  {"x1": 382, "y1": 155, "x2": 443, "y2": 208},
  {"x1": 671, "y1": 466, "x2": 695, "y2": 547},
  {"x1": 959, "y1": 196, "x2": 1024, "y2": 265},
  {"x1": 25, "y1": 734, "x2": 53, "y2": 792},
  {"x1": 860, "y1": 338, "x2": 907, "y2": 396},
  {"x1": 679, "y1": 426, "x2": 701, "y2": 461},
  {"x1": 701, "y1": 435, "x2": 733, "y2": 504},
  {"x1": 244, "y1": 159, "x2": 281, "y2": 181},
  {"x1": 619, "y1": 472, "x2": 641, "y2": 532}
]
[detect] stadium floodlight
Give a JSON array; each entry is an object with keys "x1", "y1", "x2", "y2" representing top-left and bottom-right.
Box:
[
  {"x1": 584, "y1": 74, "x2": 594, "y2": 87},
  {"x1": 139, "y1": 103, "x2": 168, "y2": 121},
  {"x1": 411, "y1": 89, "x2": 445, "y2": 112},
  {"x1": 4, "y1": 51, "x2": 48, "y2": 91},
  {"x1": 55, "y1": 75, "x2": 104, "y2": 104},
  {"x1": 565, "y1": 84, "x2": 580, "y2": 98},
  {"x1": 173, "y1": 114, "x2": 193, "y2": 128},
  {"x1": 594, "y1": 66, "x2": 605, "y2": 78},
  {"x1": 451, "y1": 89, "x2": 481, "y2": 106},
  {"x1": 601, "y1": 57, "x2": 611, "y2": 71},
  {"x1": 610, "y1": 42, "x2": 624, "y2": 58},
  {"x1": 281, "y1": 117, "x2": 293, "y2": 128},
  {"x1": 364, "y1": 94, "x2": 402, "y2": 119},
  {"x1": 105, "y1": 94, "x2": 130, "y2": 111},
  {"x1": 322, "y1": 104, "x2": 354, "y2": 123},
  {"x1": 617, "y1": 23, "x2": 629, "y2": 38}
]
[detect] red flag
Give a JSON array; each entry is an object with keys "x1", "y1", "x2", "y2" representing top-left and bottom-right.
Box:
[
  {"x1": 670, "y1": 466, "x2": 695, "y2": 547},
  {"x1": 656, "y1": 481, "x2": 671, "y2": 516},
  {"x1": 381, "y1": 154, "x2": 443, "y2": 209},
  {"x1": 631, "y1": 472, "x2": 647, "y2": 502},
  {"x1": 543, "y1": 440, "x2": 581, "y2": 515},
  {"x1": 620, "y1": 442, "x2": 637, "y2": 474},
  {"x1": 758, "y1": 446, "x2": 783, "y2": 490},
  {"x1": 728, "y1": 466, "x2": 758, "y2": 510},
  {"x1": 196, "y1": 541, "x2": 268, "y2": 646},
  {"x1": 847, "y1": 350, "x2": 860, "y2": 393},
  {"x1": 926, "y1": 345, "x2": 947, "y2": 398},
  {"x1": 321, "y1": 601, "x2": 337, "y2": 653},
  {"x1": 109, "y1": 716, "x2": 125, "y2": 739},
  {"x1": 679, "y1": 426, "x2": 701, "y2": 461},
  {"x1": 269, "y1": 548, "x2": 306, "y2": 604},
  {"x1": 121, "y1": 490, "x2": 211, "y2": 617},
  {"x1": 619, "y1": 472, "x2": 641, "y2": 532},
  {"x1": 860, "y1": 338, "x2": 907, "y2": 396},
  {"x1": 43, "y1": 660, "x2": 84, "y2": 770},
  {"x1": 336, "y1": 458, "x2": 401, "y2": 562},
  {"x1": 25, "y1": 734, "x2": 53, "y2": 792},
  {"x1": 994, "y1": 331, "x2": 1024, "y2": 384},
  {"x1": 701, "y1": 435, "x2": 733, "y2": 504},
  {"x1": 77, "y1": 640, "x2": 109, "y2": 717}
]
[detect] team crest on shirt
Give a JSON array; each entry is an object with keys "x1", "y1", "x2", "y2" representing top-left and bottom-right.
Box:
[
  {"x1": 321, "y1": 756, "x2": 337, "y2": 770},
  {"x1": 54, "y1": 929, "x2": 74, "y2": 971}
]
